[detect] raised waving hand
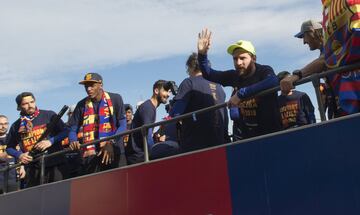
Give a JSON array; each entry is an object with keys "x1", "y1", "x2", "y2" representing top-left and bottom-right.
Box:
[{"x1": 198, "y1": 28, "x2": 212, "y2": 55}]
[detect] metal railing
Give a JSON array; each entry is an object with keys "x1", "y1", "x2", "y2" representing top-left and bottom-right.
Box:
[{"x1": 1, "y1": 62, "x2": 359, "y2": 193}]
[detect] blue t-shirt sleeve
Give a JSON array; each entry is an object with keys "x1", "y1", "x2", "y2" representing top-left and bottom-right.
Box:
[
  {"x1": 301, "y1": 94, "x2": 316, "y2": 124},
  {"x1": 139, "y1": 103, "x2": 156, "y2": 148},
  {"x1": 229, "y1": 107, "x2": 241, "y2": 121},
  {"x1": 68, "y1": 103, "x2": 82, "y2": 142},
  {"x1": 5, "y1": 125, "x2": 22, "y2": 159},
  {"x1": 198, "y1": 53, "x2": 236, "y2": 87},
  {"x1": 170, "y1": 78, "x2": 192, "y2": 117},
  {"x1": 112, "y1": 93, "x2": 127, "y2": 136},
  {"x1": 237, "y1": 65, "x2": 279, "y2": 98}
]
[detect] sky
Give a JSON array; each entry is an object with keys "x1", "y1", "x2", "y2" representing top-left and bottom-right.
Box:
[{"x1": 0, "y1": 0, "x2": 324, "y2": 125}]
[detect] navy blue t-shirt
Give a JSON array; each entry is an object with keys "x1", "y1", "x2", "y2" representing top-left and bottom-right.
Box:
[
  {"x1": 170, "y1": 75, "x2": 226, "y2": 152},
  {"x1": 198, "y1": 54, "x2": 282, "y2": 138},
  {"x1": 278, "y1": 90, "x2": 316, "y2": 129},
  {"x1": 125, "y1": 99, "x2": 156, "y2": 164}
]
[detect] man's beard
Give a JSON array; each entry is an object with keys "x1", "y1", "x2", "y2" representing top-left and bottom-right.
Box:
[
  {"x1": 239, "y1": 65, "x2": 253, "y2": 77},
  {"x1": 157, "y1": 95, "x2": 167, "y2": 105}
]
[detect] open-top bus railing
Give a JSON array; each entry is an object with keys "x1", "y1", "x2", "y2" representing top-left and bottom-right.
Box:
[{"x1": 1, "y1": 62, "x2": 360, "y2": 193}]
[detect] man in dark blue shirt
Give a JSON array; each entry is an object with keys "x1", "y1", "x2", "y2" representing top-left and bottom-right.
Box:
[
  {"x1": 126, "y1": 80, "x2": 171, "y2": 165},
  {"x1": 197, "y1": 28, "x2": 282, "y2": 138},
  {"x1": 68, "y1": 73, "x2": 126, "y2": 174},
  {"x1": 277, "y1": 71, "x2": 316, "y2": 129},
  {"x1": 170, "y1": 53, "x2": 228, "y2": 152},
  {"x1": 6, "y1": 92, "x2": 68, "y2": 187}
]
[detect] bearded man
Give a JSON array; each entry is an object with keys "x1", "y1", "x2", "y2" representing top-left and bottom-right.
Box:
[{"x1": 197, "y1": 29, "x2": 282, "y2": 138}]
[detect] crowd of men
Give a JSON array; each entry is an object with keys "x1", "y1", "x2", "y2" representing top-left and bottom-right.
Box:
[{"x1": 0, "y1": 0, "x2": 359, "y2": 193}]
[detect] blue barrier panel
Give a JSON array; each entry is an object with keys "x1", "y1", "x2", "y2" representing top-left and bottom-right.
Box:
[
  {"x1": 0, "y1": 180, "x2": 71, "y2": 215},
  {"x1": 227, "y1": 114, "x2": 360, "y2": 215},
  {"x1": 1, "y1": 114, "x2": 360, "y2": 215}
]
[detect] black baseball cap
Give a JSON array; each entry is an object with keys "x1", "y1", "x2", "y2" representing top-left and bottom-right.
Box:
[{"x1": 79, "y1": 73, "x2": 103, "y2": 85}]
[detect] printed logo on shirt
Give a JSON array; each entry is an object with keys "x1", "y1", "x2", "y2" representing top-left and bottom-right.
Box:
[
  {"x1": 209, "y1": 83, "x2": 218, "y2": 101},
  {"x1": 239, "y1": 98, "x2": 258, "y2": 117},
  {"x1": 20, "y1": 124, "x2": 47, "y2": 152},
  {"x1": 280, "y1": 101, "x2": 299, "y2": 128},
  {"x1": 238, "y1": 98, "x2": 258, "y2": 127}
]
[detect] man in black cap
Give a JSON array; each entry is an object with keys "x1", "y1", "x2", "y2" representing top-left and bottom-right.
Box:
[
  {"x1": 6, "y1": 92, "x2": 69, "y2": 187},
  {"x1": 68, "y1": 73, "x2": 126, "y2": 174}
]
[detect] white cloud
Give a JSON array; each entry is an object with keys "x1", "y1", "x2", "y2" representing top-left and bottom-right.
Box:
[{"x1": 0, "y1": 0, "x2": 322, "y2": 95}]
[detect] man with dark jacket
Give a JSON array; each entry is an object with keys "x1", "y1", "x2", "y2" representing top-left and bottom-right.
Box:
[
  {"x1": 6, "y1": 92, "x2": 68, "y2": 187},
  {"x1": 197, "y1": 29, "x2": 282, "y2": 138},
  {"x1": 69, "y1": 73, "x2": 126, "y2": 174}
]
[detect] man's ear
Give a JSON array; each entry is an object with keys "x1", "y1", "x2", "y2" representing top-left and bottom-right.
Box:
[
  {"x1": 154, "y1": 88, "x2": 159, "y2": 95},
  {"x1": 252, "y1": 55, "x2": 257, "y2": 62}
]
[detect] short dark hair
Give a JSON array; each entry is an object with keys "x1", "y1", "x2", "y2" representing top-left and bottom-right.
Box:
[
  {"x1": 186, "y1": 52, "x2": 200, "y2": 74},
  {"x1": 277, "y1": 71, "x2": 290, "y2": 81},
  {"x1": 124, "y1": 104, "x2": 133, "y2": 112},
  {"x1": 153, "y1": 80, "x2": 167, "y2": 91},
  {"x1": 16, "y1": 92, "x2": 35, "y2": 106}
]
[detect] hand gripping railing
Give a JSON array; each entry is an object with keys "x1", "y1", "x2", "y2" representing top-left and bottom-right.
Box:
[{"x1": 1, "y1": 62, "x2": 359, "y2": 193}]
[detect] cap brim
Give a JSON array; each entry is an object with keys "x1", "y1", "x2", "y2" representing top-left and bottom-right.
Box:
[
  {"x1": 78, "y1": 80, "x2": 102, "y2": 85},
  {"x1": 227, "y1": 44, "x2": 238, "y2": 55},
  {"x1": 294, "y1": 32, "x2": 304, "y2": 38}
]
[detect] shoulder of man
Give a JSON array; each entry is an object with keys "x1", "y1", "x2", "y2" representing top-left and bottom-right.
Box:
[
  {"x1": 107, "y1": 91, "x2": 121, "y2": 99},
  {"x1": 255, "y1": 63, "x2": 275, "y2": 73},
  {"x1": 9, "y1": 118, "x2": 21, "y2": 132},
  {"x1": 292, "y1": 90, "x2": 306, "y2": 97},
  {"x1": 72, "y1": 98, "x2": 87, "y2": 113},
  {"x1": 39, "y1": 109, "x2": 57, "y2": 117},
  {"x1": 179, "y1": 77, "x2": 193, "y2": 88}
]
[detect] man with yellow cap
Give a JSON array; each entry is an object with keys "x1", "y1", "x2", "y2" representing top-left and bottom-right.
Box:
[{"x1": 197, "y1": 28, "x2": 282, "y2": 138}]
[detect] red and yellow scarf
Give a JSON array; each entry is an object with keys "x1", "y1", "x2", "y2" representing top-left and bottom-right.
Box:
[{"x1": 82, "y1": 92, "x2": 116, "y2": 155}]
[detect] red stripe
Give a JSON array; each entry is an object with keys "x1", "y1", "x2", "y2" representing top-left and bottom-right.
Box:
[
  {"x1": 351, "y1": 36, "x2": 360, "y2": 46},
  {"x1": 339, "y1": 80, "x2": 360, "y2": 91},
  {"x1": 351, "y1": 12, "x2": 360, "y2": 22},
  {"x1": 83, "y1": 124, "x2": 95, "y2": 132},
  {"x1": 347, "y1": 0, "x2": 360, "y2": 6},
  {"x1": 346, "y1": 54, "x2": 360, "y2": 62}
]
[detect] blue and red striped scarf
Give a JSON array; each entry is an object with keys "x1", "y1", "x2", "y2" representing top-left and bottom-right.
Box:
[
  {"x1": 82, "y1": 92, "x2": 116, "y2": 154},
  {"x1": 322, "y1": 0, "x2": 360, "y2": 114},
  {"x1": 18, "y1": 108, "x2": 40, "y2": 134}
]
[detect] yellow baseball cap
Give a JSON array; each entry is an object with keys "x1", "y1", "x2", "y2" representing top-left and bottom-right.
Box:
[{"x1": 227, "y1": 40, "x2": 256, "y2": 56}]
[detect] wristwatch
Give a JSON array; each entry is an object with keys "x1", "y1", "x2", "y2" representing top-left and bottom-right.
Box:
[{"x1": 292, "y1": 70, "x2": 303, "y2": 80}]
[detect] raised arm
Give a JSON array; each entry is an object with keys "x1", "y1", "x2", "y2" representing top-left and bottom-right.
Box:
[
  {"x1": 197, "y1": 28, "x2": 236, "y2": 86},
  {"x1": 197, "y1": 28, "x2": 212, "y2": 55}
]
